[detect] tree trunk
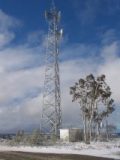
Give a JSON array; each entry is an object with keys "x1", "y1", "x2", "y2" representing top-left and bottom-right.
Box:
[
  {"x1": 82, "y1": 113, "x2": 87, "y2": 143},
  {"x1": 89, "y1": 119, "x2": 92, "y2": 142},
  {"x1": 106, "y1": 118, "x2": 109, "y2": 141},
  {"x1": 96, "y1": 122, "x2": 101, "y2": 141}
]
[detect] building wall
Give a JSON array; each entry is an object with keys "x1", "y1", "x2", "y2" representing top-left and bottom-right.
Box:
[
  {"x1": 60, "y1": 128, "x2": 83, "y2": 142},
  {"x1": 60, "y1": 129, "x2": 69, "y2": 141},
  {"x1": 69, "y1": 128, "x2": 83, "y2": 142}
]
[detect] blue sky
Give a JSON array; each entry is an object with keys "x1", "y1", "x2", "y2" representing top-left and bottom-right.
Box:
[
  {"x1": 0, "y1": 0, "x2": 120, "y2": 133},
  {"x1": 1, "y1": 0, "x2": 120, "y2": 44}
]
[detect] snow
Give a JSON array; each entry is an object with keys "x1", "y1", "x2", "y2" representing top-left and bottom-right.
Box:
[{"x1": 0, "y1": 140, "x2": 120, "y2": 159}]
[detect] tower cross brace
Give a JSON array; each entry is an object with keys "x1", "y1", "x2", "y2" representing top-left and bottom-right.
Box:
[{"x1": 41, "y1": 1, "x2": 62, "y2": 137}]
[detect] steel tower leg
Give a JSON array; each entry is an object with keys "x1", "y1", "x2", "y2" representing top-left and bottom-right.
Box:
[{"x1": 42, "y1": 1, "x2": 63, "y2": 137}]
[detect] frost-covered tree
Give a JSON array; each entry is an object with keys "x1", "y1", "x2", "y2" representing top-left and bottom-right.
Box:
[
  {"x1": 14, "y1": 130, "x2": 25, "y2": 144},
  {"x1": 70, "y1": 74, "x2": 115, "y2": 143},
  {"x1": 107, "y1": 124, "x2": 117, "y2": 139},
  {"x1": 30, "y1": 129, "x2": 43, "y2": 146}
]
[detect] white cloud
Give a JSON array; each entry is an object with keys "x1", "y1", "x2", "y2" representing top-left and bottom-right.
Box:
[
  {"x1": 0, "y1": 9, "x2": 21, "y2": 48},
  {"x1": 102, "y1": 42, "x2": 118, "y2": 59},
  {"x1": 0, "y1": 46, "x2": 119, "y2": 132},
  {"x1": 99, "y1": 50, "x2": 120, "y2": 104},
  {"x1": 0, "y1": 9, "x2": 20, "y2": 30},
  {"x1": 0, "y1": 32, "x2": 15, "y2": 48},
  {"x1": 101, "y1": 29, "x2": 118, "y2": 45},
  {"x1": 0, "y1": 40, "x2": 120, "y2": 132}
]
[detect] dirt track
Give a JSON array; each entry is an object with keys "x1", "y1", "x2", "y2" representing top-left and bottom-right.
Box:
[{"x1": 0, "y1": 152, "x2": 115, "y2": 160}]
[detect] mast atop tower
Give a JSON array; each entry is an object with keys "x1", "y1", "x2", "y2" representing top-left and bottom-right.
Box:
[
  {"x1": 51, "y1": 0, "x2": 55, "y2": 10},
  {"x1": 41, "y1": 0, "x2": 62, "y2": 137}
]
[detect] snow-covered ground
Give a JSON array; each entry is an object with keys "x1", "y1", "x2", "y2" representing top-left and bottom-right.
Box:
[{"x1": 0, "y1": 140, "x2": 120, "y2": 159}]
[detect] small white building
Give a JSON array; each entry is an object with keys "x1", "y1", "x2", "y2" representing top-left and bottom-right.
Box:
[{"x1": 60, "y1": 128, "x2": 83, "y2": 142}]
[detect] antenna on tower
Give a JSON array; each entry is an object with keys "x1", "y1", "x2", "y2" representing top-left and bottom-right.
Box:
[
  {"x1": 41, "y1": 1, "x2": 63, "y2": 138},
  {"x1": 51, "y1": 0, "x2": 55, "y2": 10}
]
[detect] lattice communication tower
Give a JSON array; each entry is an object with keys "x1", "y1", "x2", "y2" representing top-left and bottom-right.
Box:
[{"x1": 41, "y1": 1, "x2": 63, "y2": 137}]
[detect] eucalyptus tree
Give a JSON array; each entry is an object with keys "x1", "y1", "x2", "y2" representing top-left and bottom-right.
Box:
[
  {"x1": 93, "y1": 75, "x2": 115, "y2": 140},
  {"x1": 70, "y1": 74, "x2": 115, "y2": 143},
  {"x1": 70, "y1": 78, "x2": 88, "y2": 142}
]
